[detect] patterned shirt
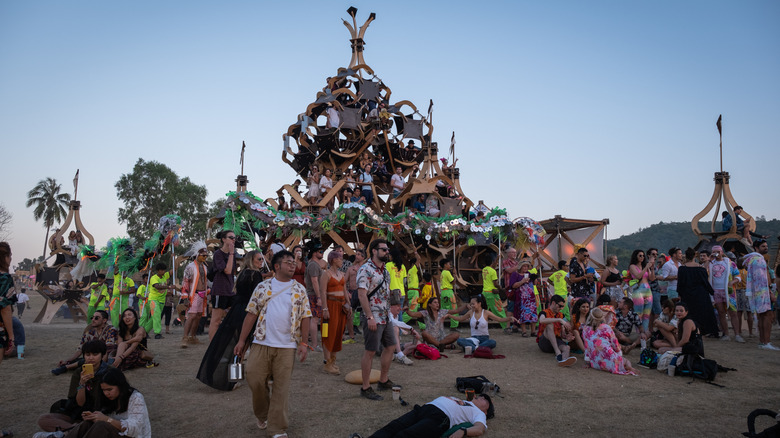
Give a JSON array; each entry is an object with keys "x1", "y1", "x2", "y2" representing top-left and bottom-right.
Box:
[
  {"x1": 245, "y1": 278, "x2": 312, "y2": 344},
  {"x1": 569, "y1": 257, "x2": 589, "y2": 298},
  {"x1": 615, "y1": 311, "x2": 641, "y2": 337},
  {"x1": 80, "y1": 325, "x2": 118, "y2": 350},
  {"x1": 356, "y1": 258, "x2": 391, "y2": 324}
]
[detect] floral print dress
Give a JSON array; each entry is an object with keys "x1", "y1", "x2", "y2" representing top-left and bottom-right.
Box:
[{"x1": 582, "y1": 323, "x2": 636, "y2": 375}]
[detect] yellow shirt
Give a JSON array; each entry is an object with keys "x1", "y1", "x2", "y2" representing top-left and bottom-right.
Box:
[
  {"x1": 88, "y1": 283, "x2": 110, "y2": 308},
  {"x1": 549, "y1": 270, "x2": 568, "y2": 296},
  {"x1": 112, "y1": 274, "x2": 135, "y2": 297},
  {"x1": 407, "y1": 265, "x2": 419, "y2": 290},
  {"x1": 419, "y1": 283, "x2": 434, "y2": 309},
  {"x1": 148, "y1": 272, "x2": 171, "y2": 303},
  {"x1": 136, "y1": 284, "x2": 147, "y2": 298},
  {"x1": 441, "y1": 270, "x2": 454, "y2": 291},
  {"x1": 482, "y1": 266, "x2": 498, "y2": 292},
  {"x1": 386, "y1": 262, "x2": 407, "y2": 296}
]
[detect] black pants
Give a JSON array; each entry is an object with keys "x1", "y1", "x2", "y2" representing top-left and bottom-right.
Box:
[
  {"x1": 161, "y1": 305, "x2": 173, "y2": 327},
  {"x1": 369, "y1": 404, "x2": 449, "y2": 438}
]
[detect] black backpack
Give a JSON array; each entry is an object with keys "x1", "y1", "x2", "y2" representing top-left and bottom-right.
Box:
[
  {"x1": 455, "y1": 375, "x2": 499, "y2": 395},
  {"x1": 675, "y1": 354, "x2": 720, "y2": 385},
  {"x1": 206, "y1": 261, "x2": 216, "y2": 282}
]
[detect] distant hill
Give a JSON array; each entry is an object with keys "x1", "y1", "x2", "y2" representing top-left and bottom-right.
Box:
[{"x1": 606, "y1": 219, "x2": 780, "y2": 270}]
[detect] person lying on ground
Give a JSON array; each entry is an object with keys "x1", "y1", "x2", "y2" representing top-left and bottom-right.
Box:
[{"x1": 354, "y1": 393, "x2": 494, "y2": 438}]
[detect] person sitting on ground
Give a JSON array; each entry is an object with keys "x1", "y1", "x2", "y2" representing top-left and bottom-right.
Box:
[
  {"x1": 357, "y1": 393, "x2": 494, "y2": 438},
  {"x1": 37, "y1": 340, "x2": 110, "y2": 434},
  {"x1": 405, "y1": 296, "x2": 466, "y2": 351},
  {"x1": 582, "y1": 308, "x2": 638, "y2": 376},
  {"x1": 52, "y1": 310, "x2": 117, "y2": 375},
  {"x1": 389, "y1": 296, "x2": 419, "y2": 366},
  {"x1": 595, "y1": 293, "x2": 618, "y2": 329},
  {"x1": 650, "y1": 299, "x2": 678, "y2": 350},
  {"x1": 537, "y1": 295, "x2": 577, "y2": 367},
  {"x1": 569, "y1": 299, "x2": 591, "y2": 354},
  {"x1": 452, "y1": 294, "x2": 516, "y2": 353},
  {"x1": 46, "y1": 367, "x2": 152, "y2": 438},
  {"x1": 657, "y1": 302, "x2": 703, "y2": 355},
  {"x1": 112, "y1": 309, "x2": 153, "y2": 371},
  {"x1": 615, "y1": 297, "x2": 643, "y2": 353}
]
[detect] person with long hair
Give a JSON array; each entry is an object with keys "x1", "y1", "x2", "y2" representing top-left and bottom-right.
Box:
[
  {"x1": 451, "y1": 294, "x2": 516, "y2": 352},
  {"x1": 582, "y1": 307, "x2": 638, "y2": 375},
  {"x1": 628, "y1": 249, "x2": 655, "y2": 335},
  {"x1": 197, "y1": 250, "x2": 265, "y2": 391},
  {"x1": 180, "y1": 241, "x2": 209, "y2": 348},
  {"x1": 0, "y1": 242, "x2": 16, "y2": 363},
  {"x1": 320, "y1": 251, "x2": 351, "y2": 374},
  {"x1": 112, "y1": 309, "x2": 150, "y2": 371},
  {"x1": 57, "y1": 368, "x2": 151, "y2": 437},
  {"x1": 405, "y1": 297, "x2": 464, "y2": 350},
  {"x1": 569, "y1": 299, "x2": 591, "y2": 353},
  {"x1": 600, "y1": 255, "x2": 623, "y2": 309},
  {"x1": 209, "y1": 230, "x2": 238, "y2": 342},
  {"x1": 676, "y1": 248, "x2": 719, "y2": 336},
  {"x1": 291, "y1": 245, "x2": 306, "y2": 286},
  {"x1": 657, "y1": 302, "x2": 703, "y2": 355}
]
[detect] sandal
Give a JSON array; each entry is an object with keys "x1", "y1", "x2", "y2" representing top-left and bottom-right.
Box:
[{"x1": 256, "y1": 419, "x2": 267, "y2": 430}]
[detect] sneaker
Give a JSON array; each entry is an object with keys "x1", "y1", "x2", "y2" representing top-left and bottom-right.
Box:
[
  {"x1": 342, "y1": 337, "x2": 356, "y2": 344},
  {"x1": 720, "y1": 335, "x2": 731, "y2": 341},
  {"x1": 360, "y1": 386, "x2": 383, "y2": 400},
  {"x1": 734, "y1": 335, "x2": 746, "y2": 343},
  {"x1": 395, "y1": 355, "x2": 413, "y2": 366},
  {"x1": 377, "y1": 379, "x2": 398, "y2": 391},
  {"x1": 556, "y1": 354, "x2": 577, "y2": 367},
  {"x1": 154, "y1": 334, "x2": 163, "y2": 339},
  {"x1": 761, "y1": 343, "x2": 780, "y2": 351},
  {"x1": 51, "y1": 365, "x2": 68, "y2": 376},
  {"x1": 256, "y1": 419, "x2": 267, "y2": 430}
]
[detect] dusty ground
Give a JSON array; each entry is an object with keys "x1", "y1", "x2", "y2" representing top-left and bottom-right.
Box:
[{"x1": 3, "y1": 293, "x2": 780, "y2": 437}]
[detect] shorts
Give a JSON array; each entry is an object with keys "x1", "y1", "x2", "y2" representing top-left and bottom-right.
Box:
[
  {"x1": 188, "y1": 292, "x2": 207, "y2": 315},
  {"x1": 361, "y1": 316, "x2": 396, "y2": 353},
  {"x1": 349, "y1": 289, "x2": 360, "y2": 310},
  {"x1": 735, "y1": 289, "x2": 751, "y2": 312},
  {"x1": 713, "y1": 289, "x2": 727, "y2": 305},
  {"x1": 211, "y1": 294, "x2": 235, "y2": 310},
  {"x1": 538, "y1": 335, "x2": 567, "y2": 354},
  {"x1": 506, "y1": 300, "x2": 515, "y2": 314},
  {"x1": 604, "y1": 285, "x2": 624, "y2": 303},
  {"x1": 666, "y1": 287, "x2": 679, "y2": 300},
  {"x1": 308, "y1": 294, "x2": 322, "y2": 319}
]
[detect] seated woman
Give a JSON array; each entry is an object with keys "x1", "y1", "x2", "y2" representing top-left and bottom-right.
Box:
[
  {"x1": 62, "y1": 368, "x2": 151, "y2": 438},
  {"x1": 657, "y1": 302, "x2": 703, "y2": 355},
  {"x1": 594, "y1": 293, "x2": 617, "y2": 329},
  {"x1": 405, "y1": 297, "x2": 465, "y2": 351},
  {"x1": 452, "y1": 294, "x2": 516, "y2": 353},
  {"x1": 650, "y1": 299, "x2": 678, "y2": 350},
  {"x1": 582, "y1": 307, "x2": 638, "y2": 376},
  {"x1": 37, "y1": 340, "x2": 110, "y2": 433},
  {"x1": 112, "y1": 309, "x2": 152, "y2": 371},
  {"x1": 569, "y1": 299, "x2": 591, "y2": 354}
]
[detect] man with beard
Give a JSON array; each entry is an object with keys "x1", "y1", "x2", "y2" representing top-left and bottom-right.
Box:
[
  {"x1": 743, "y1": 240, "x2": 778, "y2": 350},
  {"x1": 357, "y1": 239, "x2": 397, "y2": 401}
]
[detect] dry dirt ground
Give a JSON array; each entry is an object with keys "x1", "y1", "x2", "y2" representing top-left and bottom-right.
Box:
[{"x1": 3, "y1": 294, "x2": 780, "y2": 437}]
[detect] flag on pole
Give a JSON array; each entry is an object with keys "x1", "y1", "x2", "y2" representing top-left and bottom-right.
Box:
[
  {"x1": 450, "y1": 131, "x2": 456, "y2": 158},
  {"x1": 427, "y1": 99, "x2": 434, "y2": 123},
  {"x1": 716, "y1": 115, "x2": 722, "y2": 137},
  {"x1": 73, "y1": 169, "x2": 79, "y2": 190}
]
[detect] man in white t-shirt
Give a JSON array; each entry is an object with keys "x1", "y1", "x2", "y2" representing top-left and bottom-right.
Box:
[
  {"x1": 708, "y1": 245, "x2": 740, "y2": 341},
  {"x1": 235, "y1": 250, "x2": 312, "y2": 437},
  {"x1": 658, "y1": 247, "x2": 682, "y2": 301},
  {"x1": 357, "y1": 394, "x2": 493, "y2": 438}
]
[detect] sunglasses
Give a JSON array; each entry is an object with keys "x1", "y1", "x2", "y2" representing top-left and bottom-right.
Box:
[
  {"x1": 377, "y1": 247, "x2": 389, "y2": 252},
  {"x1": 226, "y1": 236, "x2": 236, "y2": 240}
]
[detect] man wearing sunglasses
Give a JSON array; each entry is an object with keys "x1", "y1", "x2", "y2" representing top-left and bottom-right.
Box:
[
  {"x1": 356, "y1": 239, "x2": 397, "y2": 401},
  {"x1": 51, "y1": 310, "x2": 118, "y2": 375}
]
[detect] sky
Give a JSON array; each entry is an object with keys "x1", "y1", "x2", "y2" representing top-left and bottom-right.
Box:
[{"x1": 1, "y1": 1, "x2": 778, "y2": 268}]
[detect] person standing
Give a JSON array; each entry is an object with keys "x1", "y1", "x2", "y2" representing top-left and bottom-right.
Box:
[
  {"x1": 659, "y1": 247, "x2": 682, "y2": 302},
  {"x1": 234, "y1": 250, "x2": 311, "y2": 437},
  {"x1": 109, "y1": 272, "x2": 135, "y2": 328},
  {"x1": 357, "y1": 239, "x2": 397, "y2": 401},
  {"x1": 320, "y1": 251, "x2": 350, "y2": 374},
  {"x1": 146, "y1": 263, "x2": 176, "y2": 339},
  {"x1": 0, "y1": 242, "x2": 15, "y2": 363},
  {"x1": 390, "y1": 166, "x2": 405, "y2": 198},
  {"x1": 85, "y1": 274, "x2": 110, "y2": 321},
  {"x1": 304, "y1": 241, "x2": 325, "y2": 352},
  {"x1": 347, "y1": 248, "x2": 366, "y2": 337},
  {"x1": 15, "y1": 288, "x2": 29, "y2": 318},
  {"x1": 676, "y1": 248, "x2": 719, "y2": 337},
  {"x1": 209, "y1": 230, "x2": 238, "y2": 342},
  {"x1": 568, "y1": 248, "x2": 593, "y2": 301},
  {"x1": 708, "y1": 245, "x2": 740, "y2": 341},
  {"x1": 180, "y1": 242, "x2": 210, "y2": 348},
  {"x1": 628, "y1": 249, "x2": 655, "y2": 336},
  {"x1": 743, "y1": 240, "x2": 778, "y2": 350},
  {"x1": 482, "y1": 254, "x2": 507, "y2": 331}
]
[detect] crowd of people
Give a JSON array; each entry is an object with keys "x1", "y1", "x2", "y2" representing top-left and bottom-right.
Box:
[{"x1": 2, "y1": 227, "x2": 778, "y2": 437}]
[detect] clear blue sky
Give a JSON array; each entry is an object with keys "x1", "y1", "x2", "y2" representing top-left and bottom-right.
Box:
[{"x1": 2, "y1": 1, "x2": 778, "y2": 266}]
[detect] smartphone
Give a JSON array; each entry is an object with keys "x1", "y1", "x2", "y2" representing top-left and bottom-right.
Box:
[{"x1": 82, "y1": 363, "x2": 94, "y2": 375}]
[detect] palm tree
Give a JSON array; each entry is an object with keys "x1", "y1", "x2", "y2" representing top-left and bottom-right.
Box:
[{"x1": 26, "y1": 177, "x2": 71, "y2": 258}]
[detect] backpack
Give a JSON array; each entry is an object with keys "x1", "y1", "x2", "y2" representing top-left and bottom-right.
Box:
[
  {"x1": 455, "y1": 375, "x2": 500, "y2": 395},
  {"x1": 468, "y1": 346, "x2": 505, "y2": 359},
  {"x1": 206, "y1": 262, "x2": 216, "y2": 282},
  {"x1": 413, "y1": 344, "x2": 445, "y2": 360},
  {"x1": 638, "y1": 348, "x2": 658, "y2": 369},
  {"x1": 675, "y1": 354, "x2": 720, "y2": 384}
]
